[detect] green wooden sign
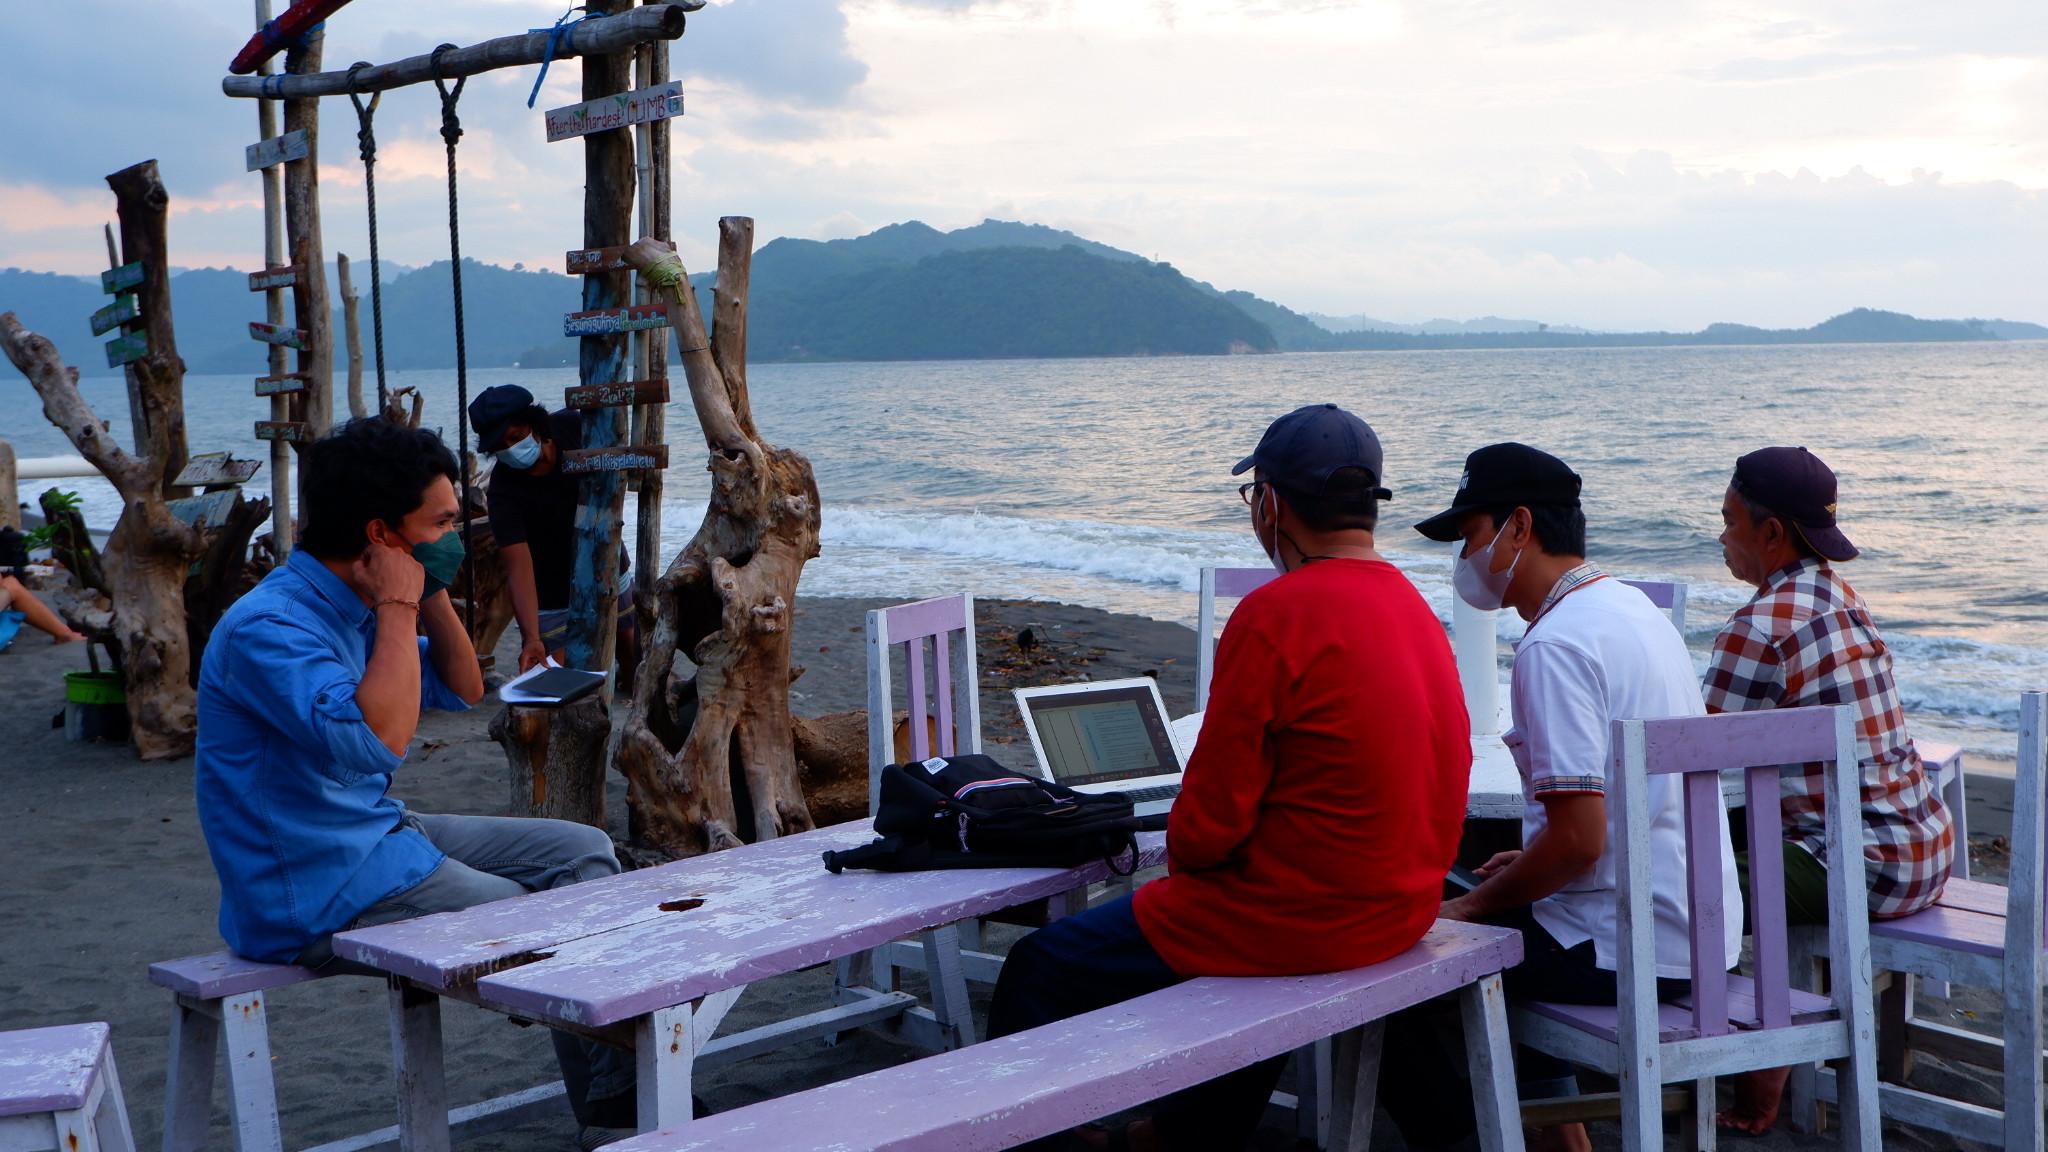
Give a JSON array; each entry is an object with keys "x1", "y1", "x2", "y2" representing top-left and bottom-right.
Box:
[
  {"x1": 105, "y1": 331, "x2": 148, "y2": 367},
  {"x1": 101, "y1": 262, "x2": 144, "y2": 294},
  {"x1": 90, "y1": 296, "x2": 138, "y2": 336}
]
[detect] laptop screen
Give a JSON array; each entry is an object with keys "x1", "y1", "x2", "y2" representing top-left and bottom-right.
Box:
[{"x1": 1021, "y1": 683, "x2": 1181, "y2": 786}]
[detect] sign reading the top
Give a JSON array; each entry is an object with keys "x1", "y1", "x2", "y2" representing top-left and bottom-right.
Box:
[{"x1": 544, "y1": 81, "x2": 684, "y2": 143}]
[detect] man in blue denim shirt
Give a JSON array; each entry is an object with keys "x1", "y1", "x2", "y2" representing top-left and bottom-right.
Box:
[{"x1": 196, "y1": 419, "x2": 636, "y2": 1141}]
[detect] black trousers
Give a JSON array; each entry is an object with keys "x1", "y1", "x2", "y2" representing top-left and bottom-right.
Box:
[
  {"x1": 987, "y1": 893, "x2": 1288, "y2": 1150},
  {"x1": 1378, "y1": 904, "x2": 1692, "y2": 1149}
]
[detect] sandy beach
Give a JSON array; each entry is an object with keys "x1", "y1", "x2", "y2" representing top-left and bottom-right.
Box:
[{"x1": 0, "y1": 594, "x2": 2018, "y2": 1150}]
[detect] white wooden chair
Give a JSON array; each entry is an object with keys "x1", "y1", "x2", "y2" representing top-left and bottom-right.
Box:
[
  {"x1": 1510, "y1": 705, "x2": 1881, "y2": 1151},
  {"x1": 1790, "y1": 691, "x2": 2044, "y2": 1149},
  {"x1": 1617, "y1": 578, "x2": 1688, "y2": 635},
  {"x1": 0, "y1": 1023, "x2": 135, "y2": 1152},
  {"x1": 1195, "y1": 566, "x2": 1277, "y2": 710}
]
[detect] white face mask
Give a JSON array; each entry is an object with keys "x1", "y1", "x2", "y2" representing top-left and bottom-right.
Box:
[
  {"x1": 1452, "y1": 520, "x2": 1522, "y2": 611},
  {"x1": 1255, "y1": 485, "x2": 1288, "y2": 573},
  {"x1": 496, "y1": 434, "x2": 541, "y2": 471}
]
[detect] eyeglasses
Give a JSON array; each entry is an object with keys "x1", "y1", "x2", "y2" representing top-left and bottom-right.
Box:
[{"x1": 1238, "y1": 481, "x2": 1265, "y2": 506}]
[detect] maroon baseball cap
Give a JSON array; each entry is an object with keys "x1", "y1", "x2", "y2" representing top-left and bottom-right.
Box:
[{"x1": 1730, "y1": 446, "x2": 1858, "y2": 562}]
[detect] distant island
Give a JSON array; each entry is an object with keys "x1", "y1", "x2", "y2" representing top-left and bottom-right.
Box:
[{"x1": 2, "y1": 218, "x2": 2042, "y2": 375}]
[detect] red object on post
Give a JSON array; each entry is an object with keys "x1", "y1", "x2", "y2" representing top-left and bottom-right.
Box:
[{"x1": 228, "y1": 0, "x2": 356, "y2": 75}]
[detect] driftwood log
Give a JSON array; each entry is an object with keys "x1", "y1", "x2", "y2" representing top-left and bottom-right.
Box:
[
  {"x1": 184, "y1": 493, "x2": 273, "y2": 685},
  {"x1": 0, "y1": 439, "x2": 17, "y2": 531},
  {"x1": 614, "y1": 221, "x2": 824, "y2": 853},
  {"x1": 4, "y1": 305, "x2": 202, "y2": 759},
  {"x1": 338, "y1": 253, "x2": 368, "y2": 420}
]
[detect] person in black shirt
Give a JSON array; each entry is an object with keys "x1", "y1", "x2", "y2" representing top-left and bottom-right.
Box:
[{"x1": 469, "y1": 385, "x2": 637, "y2": 688}]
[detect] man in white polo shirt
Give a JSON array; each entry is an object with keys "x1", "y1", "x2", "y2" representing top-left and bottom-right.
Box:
[{"x1": 1381, "y1": 443, "x2": 1743, "y2": 1152}]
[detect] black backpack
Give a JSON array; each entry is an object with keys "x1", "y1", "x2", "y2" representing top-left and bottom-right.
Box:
[{"x1": 822, "y1": 753, "x2": 1147, "y2": 874}]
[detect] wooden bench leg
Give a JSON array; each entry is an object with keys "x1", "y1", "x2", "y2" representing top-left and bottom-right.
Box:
[
  {"x1": 2005, "y1": 961, "x2": 2044, "y2": 1152},
  {"x1": 1782, "y1": 934, "x2": 1826, "y2": 1135},
  {"x1": 1292, "y1": 1038, "x2": 1332, "y2": 1149},
  {"x1": 1683, "y1": 1078, "x2": 1716, "y2": 1152},
  {"x1": 221, "y1": 990, "x2": 285, "y2": 1152},
  {"x1": 920, "y1": 925, "x2": 978, "y2": 1049},
  {"x1": 692, "y1": 988, "x2": 743, "y2": 1054},
  {"x1": 54, "y1": 1102, "x2": 104, "y2": 1152},
  {"x1": 95, "y1": 1046, "x2": 139, "y2": 1152},
  {"x1": 636, "y1": 1004, "x2": 695, "y2": 1132},
  {"x1": 1325, "y1": 1021, "x2": 1383, "y2": 1152},
  {"x1": 1878, "y1": 974, "x2": 1913, "y2": 1083},
  {"x1": 1459, "y1": 974, "x2": 1527, "y2": 1152},
  {"x1": 161, "y1": 996, "x2": 220, "y2": 1152},
  {"x1": 386, "y1": 979, "x2": 451, "y2": 1152}
]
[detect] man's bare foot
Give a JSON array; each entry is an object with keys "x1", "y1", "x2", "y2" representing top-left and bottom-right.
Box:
[
  {"x1": 1531, "y1": 1121, "x2": 1593, "y2": 1152},
  {"x1": 1717, "y1": 1066, "x2": 1792, "y2": 1135}
]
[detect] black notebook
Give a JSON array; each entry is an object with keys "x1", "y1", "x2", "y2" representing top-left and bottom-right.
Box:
[{"x1": 499, "y1": 664, "x2": 607, "y2": 707}]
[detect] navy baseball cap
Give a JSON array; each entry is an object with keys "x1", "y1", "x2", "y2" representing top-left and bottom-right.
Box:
[
  {"x1": 1413, "y1": 442, "x2": 1582, "y2": 542},
  {"x1": 468, "y1": 384, "x2": 540, "y2": 453},
  {"x1": 1231, "y1": 404, "x2": 1393, "y2": 499},
  {"x1": 1731, "y1": 446, "x2": 1858, "y2": 562}
]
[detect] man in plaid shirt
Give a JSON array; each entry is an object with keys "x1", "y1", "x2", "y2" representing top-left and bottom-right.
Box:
[{"x1": 1708, "y1": 445, "x2": 1953, "y2": 1135}]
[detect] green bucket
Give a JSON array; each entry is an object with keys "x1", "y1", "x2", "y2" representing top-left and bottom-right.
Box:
[{"x1": 65, "y1": 671, "x2": 126, "y2": 706}]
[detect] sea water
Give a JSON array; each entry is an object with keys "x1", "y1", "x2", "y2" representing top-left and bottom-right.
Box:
[{"x1": 12, "y1": 342, "x2": 2045, "y2": 757}]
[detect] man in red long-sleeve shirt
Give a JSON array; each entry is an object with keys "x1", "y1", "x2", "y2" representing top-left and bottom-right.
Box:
[{"x1": 986, "y1": 404, "x2": 1473, "y2": 1152}]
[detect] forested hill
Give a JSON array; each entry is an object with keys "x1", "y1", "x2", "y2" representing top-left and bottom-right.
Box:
[{"x1": 2, "y1": 217, "x2": 2042, "y2": 375}]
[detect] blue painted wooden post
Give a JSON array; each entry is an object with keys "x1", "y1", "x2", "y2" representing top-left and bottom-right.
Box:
[{"x1": 563, "y1": 0, "x2": 635, "y2": 676}]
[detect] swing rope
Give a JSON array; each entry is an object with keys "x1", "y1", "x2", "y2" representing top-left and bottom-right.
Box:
[
  {"x1": 345, "y1": 62, "x2": 389, "y2": 412},
  {"x1": 431, "y1": 44, "x2": 478, "y2": 642}
]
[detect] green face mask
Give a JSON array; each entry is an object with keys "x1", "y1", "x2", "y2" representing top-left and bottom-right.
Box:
[{"x1": 407, "y1": 530, "x2": 466, "y2": 601}]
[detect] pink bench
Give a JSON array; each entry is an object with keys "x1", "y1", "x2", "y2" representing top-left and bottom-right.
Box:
[
  {"x1": 0, "y1": 1022, "x2": 136, "y2": 1152},
  {"x1": 601, "y1": 919, "x2": 1526, "y2": 1151},
  {"x1": 149, "y1": 951, "x2": 564, "y2": 1152}
]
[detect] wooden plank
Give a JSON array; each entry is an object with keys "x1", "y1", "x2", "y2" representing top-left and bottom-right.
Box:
[
  {"x1": 543, "y1": 80, "x2": 684, "y2": 143},
  {"x1": 563, "y1": 303, "x2": 671, "y2": 337},
  {"x1": 254, "y1": 421, "x2": 311, "y2": 444},
  {"x1": 565, "y1": 240, "x2": 673, "y2": 274},
  {"x1": 254, "y1": 372, "x2": 311, "y2": 397},
  {"x1": 244, "y1": 129, "x2": 310, "y2": 172},
  {"x1": 104, "y1": 331, "x2": 149, "y2": 367},
  {"x1": 564, "y1": 378, "x2": 669, "y2": 409},
  {"x1": 90, "y1": 295, "x2": 138, "y2": 336},
  {"x1": 166, "y1": 490, "x2": 241, "y2": 531},
  {"x1": 559, "y1": 445, "x2": 670, "y2": 474},
  {"x1": 100, "y1": 262, "x2": 145, "y2": 294},
  {"x1": 248, "y1": 321, "x2": 309, "y2": 350},
  {"x1": 247, "y1": 264, "x2": 303, "y2": 291},
  {"x1": 172, "y1": 453, "x2": 262, "y2": 489}
]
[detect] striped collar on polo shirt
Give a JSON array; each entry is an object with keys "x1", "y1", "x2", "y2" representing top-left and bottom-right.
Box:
[{"x1": 1536, "y1": 561, "x2": 1605, "y2": 620}]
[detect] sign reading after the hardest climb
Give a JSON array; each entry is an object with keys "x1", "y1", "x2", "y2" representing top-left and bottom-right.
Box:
[{"x1": 544, "y1": 80, "x2": 684, "y2": 143}]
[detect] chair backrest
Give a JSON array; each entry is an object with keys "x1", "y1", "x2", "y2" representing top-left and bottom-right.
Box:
[
  {"x1": 1195, "y1": 567, "x2": 1277, "y2": 710},
  {"x1": 1618, "y1": 578, "x2": 1688, "y2": 634},
  {"x1": 1610, "y1": 705, "x2": 1866, "y2": 1049},
  {"x1": 865, "y1": 594, "x2": 982, "y2": 814},
  {"x1": 2011, "y1": 692, "x2": 2048, "y2": 960}
]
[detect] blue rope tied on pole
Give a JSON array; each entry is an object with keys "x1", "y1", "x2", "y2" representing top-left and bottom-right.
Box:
[{"x1": 526, "y1": 5, "x2": 590, "y2": 109}]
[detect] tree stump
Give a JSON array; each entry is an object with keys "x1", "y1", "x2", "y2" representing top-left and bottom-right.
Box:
[
  {"x1": 616, "y1": 220, "x2": 823, "y2": 853},
  {"x1": 492, "y1": 700, "x2": 612, "y2": 827}
]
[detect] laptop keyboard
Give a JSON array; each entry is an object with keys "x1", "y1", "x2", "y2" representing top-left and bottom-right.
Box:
[{"x1": 1121, "y1": 783, "x2": 1182, "y2": 804}]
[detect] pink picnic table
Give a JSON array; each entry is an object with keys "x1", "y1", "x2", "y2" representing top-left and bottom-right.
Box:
[{"x1": 333, "y1": 819, "x2": 1166, "y2": 1150}]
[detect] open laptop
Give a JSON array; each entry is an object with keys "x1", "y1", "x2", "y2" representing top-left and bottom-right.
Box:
[{"x1": 1012, "y1": 678, "x2": 1186, "y2": 816}]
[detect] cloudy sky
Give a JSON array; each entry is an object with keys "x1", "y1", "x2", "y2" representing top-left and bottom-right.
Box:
[{"x1": 4, "y1": 0, "x2": 2044, "y2": 329}]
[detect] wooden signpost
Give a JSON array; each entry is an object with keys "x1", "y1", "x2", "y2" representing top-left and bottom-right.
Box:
[
  {"x1": 254, "y1": 421, "x2": 311, "y2": 444},
  {"x1": 247, "y1": 265, "x2": 303, "y2": 291},
  {"x1": 244, "y1": 129, "x2": 311, "y2": 172},
  {"x1": 100, "y1": 263, "x2": 145, "y2": 293},
  {"x1": 563, "y1": 303, "x2": 671, "y2": 337},
  {"x1": 253, "y1": 372, "x2": 311, "y2": 396},
  {"x1": 90, "y1": 297, "x2": 139, "y2": 336},
  {"x1": 561, "y1": 445, "x2": 670, "y2": 475},
  {"x1": 565, "y1": 378, "x2": 669, "y2": 410},
  {"x1": 565, "y1": 240, "x2": 673, "y2": 274},
  {"x1": 248, "y1": 321, "x2": 309, "y2": 350},
  {"x1": 104, "y1": 332, "x2": 149, "y2": 367},
  {"x1": 165, "y1": 489, "x2": 242, "y2": 531},
  {"x1": 543, "y1": 80, "x2": 683, "y2": 143},
  {"x1": 174, "y1": 452, "x2": 262, "y2": 489}
]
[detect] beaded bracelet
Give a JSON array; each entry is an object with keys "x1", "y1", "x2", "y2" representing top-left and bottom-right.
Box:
[{"x1": 374, "y1": 597, "x2": 421, "y2": 613}]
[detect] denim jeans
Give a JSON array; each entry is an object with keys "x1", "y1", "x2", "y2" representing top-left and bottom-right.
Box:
[{"x1": 296, "y1": 811, "x2": 637, "y2": 1127}]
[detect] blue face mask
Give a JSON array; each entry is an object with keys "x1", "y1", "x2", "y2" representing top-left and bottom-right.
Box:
[{"x1": 496, "y1": 435, "x2": 541, "y2": 471}]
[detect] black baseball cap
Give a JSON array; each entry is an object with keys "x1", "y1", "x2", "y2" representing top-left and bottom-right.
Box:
[
  {"x1": 1414, "y1": 442, "x2": 1582, "y2": 542},
  {"x1": 1231, "y1": 404, "x2": 1393, "y2": 499},
  {"x1": 1731, "y1": 446, "x2": 1858, "y2": 562},
  {"x1": 468, "y1": 384, "x2": 541, "y2": 453}
]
